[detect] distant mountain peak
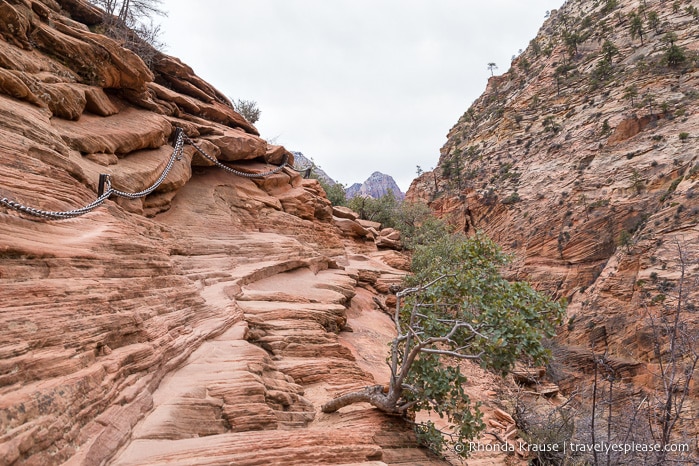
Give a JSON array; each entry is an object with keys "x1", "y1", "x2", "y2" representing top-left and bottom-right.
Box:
[
  {"x1": 291, "y1": 152, "x2": 336, "y2": 187},
  {"x1": 346, "y1": 172, "x2": 404, "y2": 200}
]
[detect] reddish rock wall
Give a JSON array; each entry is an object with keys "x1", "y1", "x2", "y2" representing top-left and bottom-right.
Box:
[{"x1": 0, "y1": 1, "x2": 433, "y2": 464}]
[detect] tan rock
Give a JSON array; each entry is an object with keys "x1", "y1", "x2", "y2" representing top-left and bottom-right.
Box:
[
  {"x1": 0, "y1": 68, "x2": 43, "y2": 107},
  {"x1": 185, "y1": 138, "x2": 220, "y2": 166},
  {"x1": 83, "y1": 86, "x2": 119, "y2": 116},
  {"x1": 277, "y1": 187, "x2": 316, "y2": 220},
  {"x1": 0, "y1": 5, "x2": 445, "y2": 466},
  {"x1": 375, "y1": 235, "x2": 402, "y2": 250},
  {"x1": 376, "y1": 250, "x2": 411, "y2": 272},
  {"x1": 404, "y1": 0, "x2": 699, "y2": 448},
  {"x1": 148, "y1": 81, "x2": 202, "y2": 115},
  {"x1": 35, "y1": 82, "x2": 87, "y2": 120},
  {"x1": 333, "y1": 205, "x2": 360, "y2": 220},
  {"x1": 85, "y1": 152, "x2": 118, "y2": 166},
  {"x1": 0, "y1": 2, "x2": 31, "y2": 49},
  {"x1": 31, "y1": 21, "x2": 153, "y2": 91},
  {"x1": 51, "y1": 108, "x2": 171, "y2": 155},
  {"x1": 357, "y1": 218, "x2": 382, "y2": 230},
  {"x1": 265, "y1": 144, "x2": 293, "y2": 166},
  {"x1": 607, "y1": 114, "x2": 656, "y2": 145},
  {"x1": 203, "y1": 128, "x2": 267, "y2": 161},
  {"x1": 334, "y1": 216, "x2": 370, "y2": 238}
]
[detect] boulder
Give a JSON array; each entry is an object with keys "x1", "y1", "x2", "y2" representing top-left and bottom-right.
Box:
[
  {"x1": 357, "y1": 218, "x2": 381, "y2": 230},
  {"x1": 334, "y1": 217, "x2": 370, "y2": 238},
  {"x1": 379, "y1": 228, "x2": 401, "y2": 241},
  {"x1": 83, "y1": 86, "x2": 120, "y2": 116},
  {"x1": 375, "y1": 235, "x2": 402, "y2": 250},
  {"x1": 332, "y1": 205, "x2": 359, "y2": 220},
  {"x1": 203, "y1": 128, "x2": 267, "y2": 161}
]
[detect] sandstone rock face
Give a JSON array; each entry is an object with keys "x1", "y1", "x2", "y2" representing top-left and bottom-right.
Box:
[
  {"x1": 406, "y1": 0, "x2": 699, "y2": 437},
  {"x1": 333, "y1": 205, "x2": 360, "y2": 220},
  {"x1": 334, "y1": 216, "x2": 371, "y2": 238},
  {"x1": 0, "y1": 2, "x2": 439, "y2": 464}
]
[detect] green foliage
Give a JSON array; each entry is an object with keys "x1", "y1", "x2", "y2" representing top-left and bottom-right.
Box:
[
  {"x1": 518, "y1": 55, "x2": 531, "y2": 73},
  {"x1": 406, "y1": 233, "x2": 565, "y2": 368},
  {"x1": 307, "y1": 165, "x2": 347, "y2": 206},
  {"x1": 618, "y1": 229, "x2": 632, "y2": 249},
  {"x1": 601, "y1": 40, "x2": 618, "y2": 64},
  {"x1": 660, "y1": 176, "x2": 683, "y2": 201},
  {"x1": 340, "y1": 196, "x2": 451, "y2": 250},
  {"x1": 665, "y1": 43, "x2": 687, "y2": 67},
  {"x1": 563, "y1": 31, "x2": 582, "y2": 57},
  {"x1": 554, "y1": 63, "x2": 574, "y2": 94},
  {"x1": 323, "y1": 182, "x2": 347, "y2": 206},
  {"x1": 392, "y1": 202, "x2": 450, "y2": 250},
  {"x1": 501, "y1": 192, "x2": 521, "y2": 205},
  {"x1": 623, "y1": 84, "x2": 638, "y2": 107},
  {"x1": 679, "y1": 132, "x2": 690, "y2": 141},
  {"x1": 630, "y1": 169, "x2": 645, "y2": 194},
  {"x1": 629, "y1": 11, "x2": 644, "y2": 44},
  {"x1": 647, "y1": 10, "x2": 660, "y2": 32},
  {"x1": 592, "y1": 58, "x2": 614, "y2": 83},
  {"x1": 347, "y1": 191, "x2": 399, "y2": 227},
  {"x1": 543, "y1": 116, "x2": 562, "y2": 134},
  {"x1": 643, "y1": 92, "x2": 656, "y2": 115},
  {"x1": 602, "y1": 0, "x2": 618, "y2": 14},
  {"x1": 400, "y1": 232, "x2": 565, "y2": 456}
]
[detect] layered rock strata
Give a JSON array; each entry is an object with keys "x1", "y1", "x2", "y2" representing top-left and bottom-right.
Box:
[
  {"x1": 406, "y1": 0, "x2": 699, "y2": 439},
  {"x1": 0, "y1": 0, "x2": 435, "y2": 464}
]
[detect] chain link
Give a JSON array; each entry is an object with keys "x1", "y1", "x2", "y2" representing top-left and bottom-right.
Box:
[
  {"x1": 0, "y1": 189, "x2": 113, "y2": 219},
  {"x1": 182, "y1": 134, "x2": 289, "y2": 178},
  {"x1": 110, "y1": 131, "x2": 185, "y2": 199},
  {"x1": 1, "y1": 127, "x2": 296, "y2": 220}
]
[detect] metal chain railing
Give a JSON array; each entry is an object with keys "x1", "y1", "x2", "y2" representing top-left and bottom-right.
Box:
[
  {"x1": 0, "y1": 127, "x2": 309, "y2": 220},
  {"x1": 110, "y1": 129, "x2": 185, "y2": 200},
  {"x1": 0, "y1": 189, "x2": 114, "y2": 220},
  {"x1": 182, "y1": 133, "x2": 289, "y2": 178}
]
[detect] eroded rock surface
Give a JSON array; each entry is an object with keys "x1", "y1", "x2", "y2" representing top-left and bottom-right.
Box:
[
  {"x1": 0, "y1": 1, "x2": 437, "y2": 464},
  {"x1": 406, "y1": 0, "x2": 699, "y2": 430}
]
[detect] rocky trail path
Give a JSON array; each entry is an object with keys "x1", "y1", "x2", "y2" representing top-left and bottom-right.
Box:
[{"x1": 108, "y1": 242, "x2": 443, "y2": 466}]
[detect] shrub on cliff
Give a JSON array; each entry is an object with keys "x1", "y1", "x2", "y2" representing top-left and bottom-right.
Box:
[
  {"x1": 347, "y1": 191, "x2": 399, "y2": 228},
  {"x1": 664, "y1": 39, "x2": 687, "y2": 68},
  {"x1": 321, "y1": 231, "x2": 565, "y2": 459},
  {"x1": 88, "y1": 0, "x2": 167, "y2": 67},
  {"x1": 317, "y1": 179, "x2": 347, "y2": 207},
  {"x1": 232, "y1": 99, "x2": 261, "y2": 124}
]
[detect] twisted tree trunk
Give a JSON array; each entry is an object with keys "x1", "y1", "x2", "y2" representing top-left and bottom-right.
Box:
[{"x1": 321, "y1": 384, "x2": 399, "y2": 414}]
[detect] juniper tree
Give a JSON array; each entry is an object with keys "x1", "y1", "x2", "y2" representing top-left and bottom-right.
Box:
[
  {"x1": 487, "y1": 62, "x2": 498, "y2": 76},
  {"x1": 322, "y1": 232, "x2": 565, "y2": 458},
  {"x1": 629, "y1": 12, "x2": 645, "y2": 44},
  {"x1": 623, "y1": 84, "x2": 639, "y2": 107},
  {"x1": 88, "y1": 0, "x2": 166, "y2": 66}
]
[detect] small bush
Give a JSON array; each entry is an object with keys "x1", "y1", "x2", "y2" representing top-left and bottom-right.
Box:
[
  {"x1": 501, "y1": 192, "x2": 522, "y2": 205},
  {"x1": 232, "y1": 99, "x2": 261, "y2": 124}
]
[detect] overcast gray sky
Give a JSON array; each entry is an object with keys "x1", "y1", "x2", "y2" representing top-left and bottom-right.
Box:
[{"x1": 160, "y1": 1, "x2": 564, "y2": 191}]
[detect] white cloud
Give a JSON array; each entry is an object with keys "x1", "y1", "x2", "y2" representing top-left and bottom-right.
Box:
[{"x1": 160, "y1": 0, "x2": 564, "y2": 191}]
